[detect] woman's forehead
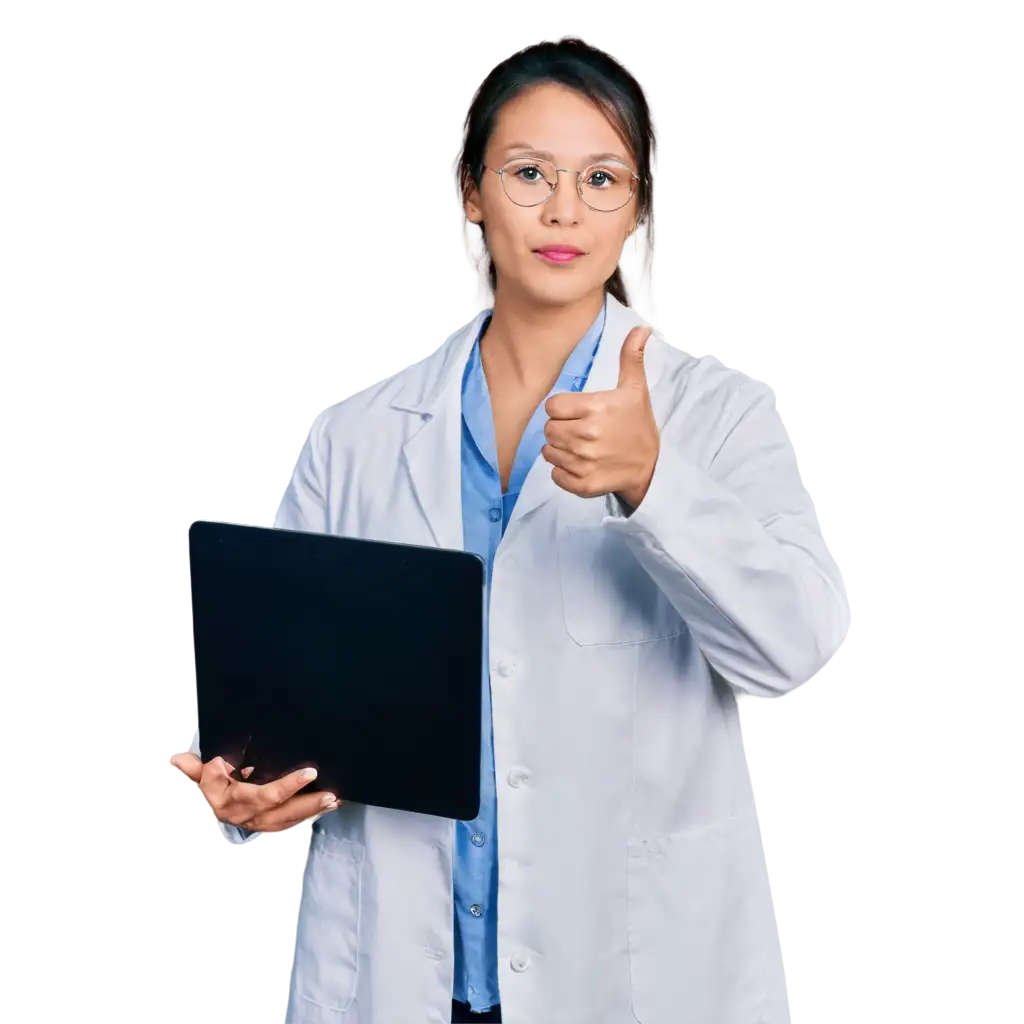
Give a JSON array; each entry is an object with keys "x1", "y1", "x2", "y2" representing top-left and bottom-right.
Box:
[{"x1": 490, "y1": 83, "x2": 632, "y2": 164}]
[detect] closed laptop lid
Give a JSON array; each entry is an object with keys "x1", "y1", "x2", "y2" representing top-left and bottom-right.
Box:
[{"x1": 188, "y1": 520, "x2": 484, "y2": 821}]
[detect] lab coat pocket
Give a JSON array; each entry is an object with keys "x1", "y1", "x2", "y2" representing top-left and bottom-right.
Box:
[
  {"x1": 290, "y1": 820, "x2": 364, "y2": 1014},
  {"x1": 557, "y1": 516, "x2": 685, "y2": 645},
  {"x1": 626, "y1": 812, "x2": 778, "y2": 1024}
]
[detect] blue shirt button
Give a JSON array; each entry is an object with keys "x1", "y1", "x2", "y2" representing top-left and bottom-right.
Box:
[
  {"x1": 470, "y1": 903, "x2": 483, "y2": 917},
  {"x1": 471, "y1": 832, "x2": 485, "y2": 847},
  {"x1": 488, "y1": 507, "x2": 501, "y2": 522}
]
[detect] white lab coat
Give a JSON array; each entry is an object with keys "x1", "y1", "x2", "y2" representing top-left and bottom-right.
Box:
[{"x1": 191, "y1": 292, "x2": 849, "y2": 1023}]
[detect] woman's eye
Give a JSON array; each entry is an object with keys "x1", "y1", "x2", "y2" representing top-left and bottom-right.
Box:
[
  {"x1": 516, "y1": 165, "x2": 543, "y2": 182},
  {"x1": 587, "y1": 169, "x2": 616, "y2": 188}
]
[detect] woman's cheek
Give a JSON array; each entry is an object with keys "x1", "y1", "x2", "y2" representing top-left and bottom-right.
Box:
[
  {"x1": 594, "y1": 245, "x2": 622, "y2": 279},
  {"x1": 491, "y1": 220, "x2": 523, "y2": 266}
]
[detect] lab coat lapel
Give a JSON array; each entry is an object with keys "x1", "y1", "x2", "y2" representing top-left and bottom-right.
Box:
[
  {"x1": 390, "y1": 311, "x2": 488, "y2": 553},
  {"x1": 504, "y1": 292, "x2": 667, "y2": 533}
]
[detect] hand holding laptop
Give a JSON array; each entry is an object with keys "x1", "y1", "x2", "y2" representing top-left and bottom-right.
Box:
[{"x1": 170, "y1": 751, "x2": 342, "y2": 833}]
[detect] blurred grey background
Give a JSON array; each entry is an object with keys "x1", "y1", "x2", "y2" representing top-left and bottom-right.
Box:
[{"x1": 2, "y1": 8, "x2": 1024, "y2": 1024}]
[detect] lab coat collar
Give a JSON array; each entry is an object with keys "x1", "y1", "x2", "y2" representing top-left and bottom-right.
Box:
[{"x1": 390, "y1": 292, "x2": 666, "y2": 551}]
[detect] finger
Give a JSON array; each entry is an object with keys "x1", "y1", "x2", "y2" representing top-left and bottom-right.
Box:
[
  {"x1": 213, "y1": 763, "x2": 255, "y2": 781},
  {"x1": 616, "y1": 325, "x2": 652, "y2": 389},
  {"x1": 243, "y1": 790, "x2": 342, "y2": 832},
  {"x1": 541, "y1": 442, "x2": 588, "y2": 477},
  {"x1": 255, "y1": 766, "x2": 323, "y2": 809},
  {"x1": 225, "y1": 765, "x2": 254, "y2": 788},
  {"x1": 550, "y1": 464, "x2": 589, "y2": 497},
  {"x1": 164, "y1": 753, "x2": 200, "y2": 782},
  {"x1": 224, "y1": 765, "x2": 323, "y2": 821},
  {"x1": 542, "y1": 423, "x2": 572, "y2": 454},
  {"x1": 208, "y1": 757, "x2": 238, "y2": 778},
  {"x1": 198, "y1": 755, "x2": 238, "y2": 809},
  {"x1": 247, "y1": 790, "x2": 339, "y2": 831},
  {"x1": 544, "y1": 410, "x2": 604, "y2": 448},
  {"x1": 544, "y1": 390, "x2": 592, "y2": 421}
]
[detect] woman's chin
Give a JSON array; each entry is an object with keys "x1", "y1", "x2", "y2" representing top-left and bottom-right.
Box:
[{"x1": 507, "y1": 265, "x2": 603, "y2": 307}]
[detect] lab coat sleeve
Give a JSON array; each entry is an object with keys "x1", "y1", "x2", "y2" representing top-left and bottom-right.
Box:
[
  {"x1": 273, "y1": 408, "x2": 331, "y2": 533},
  {"x1": 603, "y1": 380, "x2": 850, "y2": 697}
]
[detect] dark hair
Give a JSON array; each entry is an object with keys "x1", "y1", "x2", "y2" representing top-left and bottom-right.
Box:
[{"x1": 455, "y1": 37, "x2": 656, "y2": 307}]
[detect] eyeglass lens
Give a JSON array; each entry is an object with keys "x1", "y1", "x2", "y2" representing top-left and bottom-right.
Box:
[{"x1": 500, "y1": 158, "x2": 635, "y2": 212}]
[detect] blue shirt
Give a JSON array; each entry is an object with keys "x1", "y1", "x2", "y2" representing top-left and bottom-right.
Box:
[{"x1": 452, "y1": 296, "x2": 607, "y2": 1011}]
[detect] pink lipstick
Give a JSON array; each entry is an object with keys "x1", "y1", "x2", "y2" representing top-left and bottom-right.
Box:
[{"x1": 534, "y1": 245, "x2": 585, "y2": 265}]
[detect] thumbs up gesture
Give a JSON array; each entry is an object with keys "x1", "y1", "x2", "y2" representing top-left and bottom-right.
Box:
[{"x1": 541, "y1": 325, "x2": 660, "y2": 509}]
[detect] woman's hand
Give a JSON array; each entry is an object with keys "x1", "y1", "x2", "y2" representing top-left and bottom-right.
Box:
[
  {"x1": 542, "y1": 324, "x2": 659, "y2": 509},
  {"x1": 170, "y1": 752, "x2": 341, "y2": 832}
]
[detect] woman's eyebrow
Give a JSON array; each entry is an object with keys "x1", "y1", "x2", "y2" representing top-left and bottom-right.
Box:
[{"x1": 503, "y1": 142, "x2": 625, "y2": 163}]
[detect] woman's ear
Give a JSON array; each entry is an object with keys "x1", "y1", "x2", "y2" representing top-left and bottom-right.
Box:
[
  {"x1": 463, "y1": 178, "x2": 484, "y2": 226},
  {"x1": 464, "y1": 193, "x2": 483, "y2": 225}
]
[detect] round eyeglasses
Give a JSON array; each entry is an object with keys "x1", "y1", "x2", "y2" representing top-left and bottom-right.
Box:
[{"x1": 484, "y1": 157, "x2": 640, "y2": 213}]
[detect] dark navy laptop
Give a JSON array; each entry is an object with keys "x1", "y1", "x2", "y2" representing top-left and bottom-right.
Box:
[{"x1": 188, "y1": 520, "x2": 484, "y2": 821}]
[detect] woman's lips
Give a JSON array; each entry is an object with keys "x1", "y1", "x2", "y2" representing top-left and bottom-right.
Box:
[{"x1": 534, "y1": 250, "x2": 583, "y2": 264}]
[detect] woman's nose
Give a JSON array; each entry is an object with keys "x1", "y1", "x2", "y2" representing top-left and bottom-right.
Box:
[{"x1": 541, "y1": 170, "x2": 584, "y2": 225}]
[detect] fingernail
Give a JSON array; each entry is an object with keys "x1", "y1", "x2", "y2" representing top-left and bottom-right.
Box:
[
  {"x1": 321, "y1": 793, "x2": 337, "y2": 808},
  {"x1": 302, "y1": 767, "x2": 318, "y2": 780}
]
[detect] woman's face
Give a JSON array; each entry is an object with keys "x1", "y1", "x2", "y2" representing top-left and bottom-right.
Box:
[{"x1": 464, "y1": 82, "x2": 639, "y2": 308}]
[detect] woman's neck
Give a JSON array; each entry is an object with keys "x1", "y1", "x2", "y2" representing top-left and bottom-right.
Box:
[{"x1": 479, "y1": 286, "x2": 605, "y2": 394}]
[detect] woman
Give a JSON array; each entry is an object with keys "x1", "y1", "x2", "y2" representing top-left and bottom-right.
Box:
[{"x1": 172, "y1": 37, "x2": 849, "y2": 1024}]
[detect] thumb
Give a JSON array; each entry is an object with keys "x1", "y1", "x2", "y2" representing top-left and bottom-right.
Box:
[
  {"x1": 617, "y1": 325, "x2": 652, "y2": 389},
  {"x1": 167, "y1": 749, "x2": 203, "y2": 786}
]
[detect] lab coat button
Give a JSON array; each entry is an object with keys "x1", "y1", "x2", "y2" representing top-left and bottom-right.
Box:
[
  {"x1": 510, "y1": 951, "x2": 531, "y2": 972},
  {"x1": 507, "y1": 768, "x2": 529, "y2": 788},
  {"x1": 496, "y1": 658, "x2": 516, "y2": 677}
]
